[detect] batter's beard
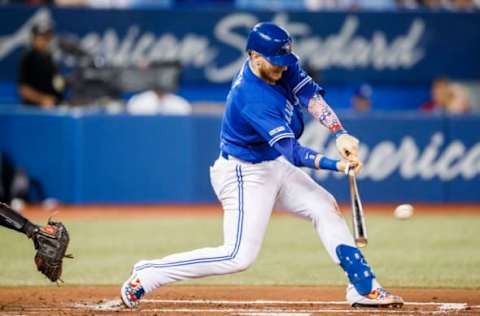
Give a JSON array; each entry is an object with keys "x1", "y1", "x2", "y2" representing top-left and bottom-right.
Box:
[{"x1": 259, "y1": 67, "x2": 282, "y2": 84}]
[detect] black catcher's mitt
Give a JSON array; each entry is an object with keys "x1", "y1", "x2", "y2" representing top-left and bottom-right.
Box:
[{"x1": 32, "y1": 220, "x2": 73, "y2": 282}]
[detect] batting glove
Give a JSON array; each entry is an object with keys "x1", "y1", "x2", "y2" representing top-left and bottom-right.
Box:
[{"x1": 336, "y1": 133, "x2": 360, "y2": 163}]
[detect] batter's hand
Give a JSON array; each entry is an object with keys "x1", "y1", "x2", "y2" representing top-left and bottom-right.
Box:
[
  {"x1": 336, "y1": 133, "x2": 360, "y2": 163},
  {"x1": 337, "y1": 160, "x2": 362, "y2": 176}
]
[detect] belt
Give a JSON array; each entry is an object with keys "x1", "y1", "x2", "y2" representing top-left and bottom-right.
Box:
[{"x1": 220, "y1": 151, "x2": 264, "y2": 164}]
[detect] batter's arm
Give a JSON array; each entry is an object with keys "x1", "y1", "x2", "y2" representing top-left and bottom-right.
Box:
[
  {"x1": 273, "y1": 138, "x2": 361, "y2": 173},
  {"x1": 307, "y1": 94, "x2": 345, "y2": 136},
  {"x1": 307, "y1": 94, "x2": 360, "y2": 163},
  {"x1": 286, "y1": 64, "x2": 360, "y2": 163}
]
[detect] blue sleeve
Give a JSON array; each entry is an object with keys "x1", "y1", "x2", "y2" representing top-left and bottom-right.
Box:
[
  {"x1": 241, "y1": 98, "x2": 295, "y2": 147},
  {"x1": 284, "y1": 63, "x2": 325, "y2": 108},
  {"x1": 274, "y1": 138, "x2": 339, "y2": 171}
]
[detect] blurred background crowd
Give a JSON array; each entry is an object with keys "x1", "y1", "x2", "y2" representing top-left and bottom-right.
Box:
[
  {"x1": 0, "y1": 1, "x2": 478, "y2": 115},
  {"x1": 1, "y1": 0, "x2": 480, "y2": 11}
]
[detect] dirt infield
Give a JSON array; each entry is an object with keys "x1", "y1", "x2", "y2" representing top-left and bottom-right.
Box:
[
  {"x1": 19, "y1": 203, "x2": 480, "y2": 221},
  {"x1": 0, "y1": 286, "x2": 479, "y2": 315}
]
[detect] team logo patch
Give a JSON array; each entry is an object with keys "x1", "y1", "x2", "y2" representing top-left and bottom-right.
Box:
[
  {"x1": 269, "y1": 126, "x2": 285, "y2": 136},
  {"x1": 41, "y1": 225, "x2": 57, "y2": 235},
  {"x1": 279, "y1": 42, "x2": 292, "y2": 55}
]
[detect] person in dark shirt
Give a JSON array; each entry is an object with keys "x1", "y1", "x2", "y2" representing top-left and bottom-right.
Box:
[{"x1": 18, "y1": 22, "x2": 65, "y2": 108}]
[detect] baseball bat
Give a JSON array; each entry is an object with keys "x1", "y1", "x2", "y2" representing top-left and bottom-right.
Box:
[{"x1": 348, "y1": 169, "x2": 368, "y2": 248}]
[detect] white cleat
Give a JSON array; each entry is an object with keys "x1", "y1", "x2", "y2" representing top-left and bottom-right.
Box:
[
  {"x1": 346, "y1": 284, "x2": 404, "y2": 308},
  {"x1": 120, "y1": 274, "x2": 145, "y2": 308}
]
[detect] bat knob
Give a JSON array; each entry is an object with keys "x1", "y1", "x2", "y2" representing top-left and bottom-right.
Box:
[
  {"x1": 348, "y1": 168, "x2": 356, "y2": 177},
  {"x1": 355, "y1": 238, "x2": 368, "y2": 248},
  {"x1": 344, "y1": 162, "x2": 352, "y2": 176}
]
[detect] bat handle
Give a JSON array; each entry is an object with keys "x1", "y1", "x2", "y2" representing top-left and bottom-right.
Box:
[
  {"x1": 355, "y1": 237, "x2": 368, "y2": 248},
  {"x1": 345, "y1": 162, "x2": 355, "y2": 176}
]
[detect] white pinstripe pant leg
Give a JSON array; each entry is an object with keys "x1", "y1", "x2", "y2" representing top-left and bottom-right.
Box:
[
  {"x1": 133, "y1": 157, "x2": 281, "y2": 293},
  {"x1": 274, "y1": 158, "x2": 355, "y2": 263}
]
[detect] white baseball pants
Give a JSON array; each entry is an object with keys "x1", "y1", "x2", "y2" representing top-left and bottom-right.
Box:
[{"x1": 133, "y1": 155, "x2": 355, "y2": 293}]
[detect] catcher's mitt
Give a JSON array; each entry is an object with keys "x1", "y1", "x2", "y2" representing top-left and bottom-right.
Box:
[{"x1": 32, "y1": 220, "x2": 73, "y2": 283}]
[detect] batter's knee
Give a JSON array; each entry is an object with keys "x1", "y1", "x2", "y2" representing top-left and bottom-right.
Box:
[
  {"x1": 329, "y1": 196, "x2": 343, "y2": 217},
  {"x1": 229, "y1": 254, "x2": 256, "y2": 272},
  {"x1": 308, "y1": 190, "x2": 341, "y2": 219},
  {"x1": 324, "y1": 191, "x2": 338, "y2": 210},
  {"x1": 227, "y1": 243, "x2": 260, "y2": 273}
]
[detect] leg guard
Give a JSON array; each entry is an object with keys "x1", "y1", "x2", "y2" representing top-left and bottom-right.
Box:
[{"x1": 336, "y1": 244, "x2": 375, "y2": 295}]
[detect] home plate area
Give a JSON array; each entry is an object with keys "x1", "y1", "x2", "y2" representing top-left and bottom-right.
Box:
[
  {"x1": 72, "y1": 298, "x2": 477, "y2": 315},
  {"x1": 0, "y1": 286, "x2": 478, "y2": 315}
]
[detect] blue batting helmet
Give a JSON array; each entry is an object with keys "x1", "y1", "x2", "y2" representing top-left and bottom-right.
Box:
[{"x1": 246, "y1": 22, "x2": 298, "y2": 66}]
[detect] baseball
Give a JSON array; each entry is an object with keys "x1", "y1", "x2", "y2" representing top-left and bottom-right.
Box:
[{"x1": 394, "y1": 204, "x2": 414, "y2": 219}]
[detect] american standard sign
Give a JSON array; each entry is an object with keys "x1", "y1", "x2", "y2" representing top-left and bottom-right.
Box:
[
  {"x1": 0, "y1": 8, "x2": 479, "y2": 83},
  {"x1": 302, "y1": 123, "x2": 480, "y2": 182}
]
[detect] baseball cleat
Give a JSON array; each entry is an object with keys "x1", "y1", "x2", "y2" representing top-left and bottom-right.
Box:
[
  {"x1": 346, "y1": 284, "x2": 404, "y2": 308},
  {"x1": 120, "y1": 274, "x2": 145, "y2": 308}
]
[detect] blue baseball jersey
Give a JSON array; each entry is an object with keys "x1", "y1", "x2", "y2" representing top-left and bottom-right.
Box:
[{"x1": 220, "y1": 59, "x2": 324, "y2": 163}]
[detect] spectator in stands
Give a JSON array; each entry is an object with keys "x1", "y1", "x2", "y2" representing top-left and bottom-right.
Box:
[
  {"x1": 1, "y1": 0, "x2": 53, "y2": 4},
  {"x1": 418, "y1": 0, "x2": 445, "y2": 9},
  {"x1": 421, "y1": 77, "x2": 451, "y2": 113},
  {"x1": 395, "y1": 0, "x2": 419, "y2": 9},
  {"x1": 351, "y1": 83, "x2": 372, "y2": 112},
  {"x1": 451, "y1": 0, "x2": 477, "y2": 10},
  {"x1": 127, "y1": 88, "x2": 192, "y2": 115},
  {"x1": 54, "y1": 0, "x2": 171, "y2": 8},
  {"x1": 421, "y1": 77, "x2": 471, "y2": 114},
  {"x1": 17, "y1": 22, "x2": 65, "y2": 108},
  {"x1": 350, "y1": 0, "x2": 397, "y2": 10},
  {"x1": 446, "y1": 83, "x2": 471, "y2": 113},
  {"x1": 55, "y1": 0, "x2": 129, "y2": 7}
]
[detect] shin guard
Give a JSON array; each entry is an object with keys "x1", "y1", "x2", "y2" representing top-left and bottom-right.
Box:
[{"x1": 336, "y1": 244, "x2": 375, "y2": 295}]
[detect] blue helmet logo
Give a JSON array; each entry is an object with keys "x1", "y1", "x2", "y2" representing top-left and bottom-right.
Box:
[
  {"x1": 246, "y1": 22, "x2": 298, "y2": 66},
  {"x1": 279, "y1": 41, "x2": 292, "y2": 55}
]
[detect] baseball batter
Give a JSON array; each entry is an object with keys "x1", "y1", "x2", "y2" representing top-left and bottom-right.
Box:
[{"x1": 121, "y1": 22, "x2": 403, "y2": 309}]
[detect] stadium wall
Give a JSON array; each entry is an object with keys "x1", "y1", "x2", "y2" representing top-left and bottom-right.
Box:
[{"x1": 0, "y1": 108, "x2": 478, "y2": 204}]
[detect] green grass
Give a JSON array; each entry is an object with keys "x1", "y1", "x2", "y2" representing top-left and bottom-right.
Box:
[{"x1": 0, "y1": 213, "x2": 479, "y2": 288}]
